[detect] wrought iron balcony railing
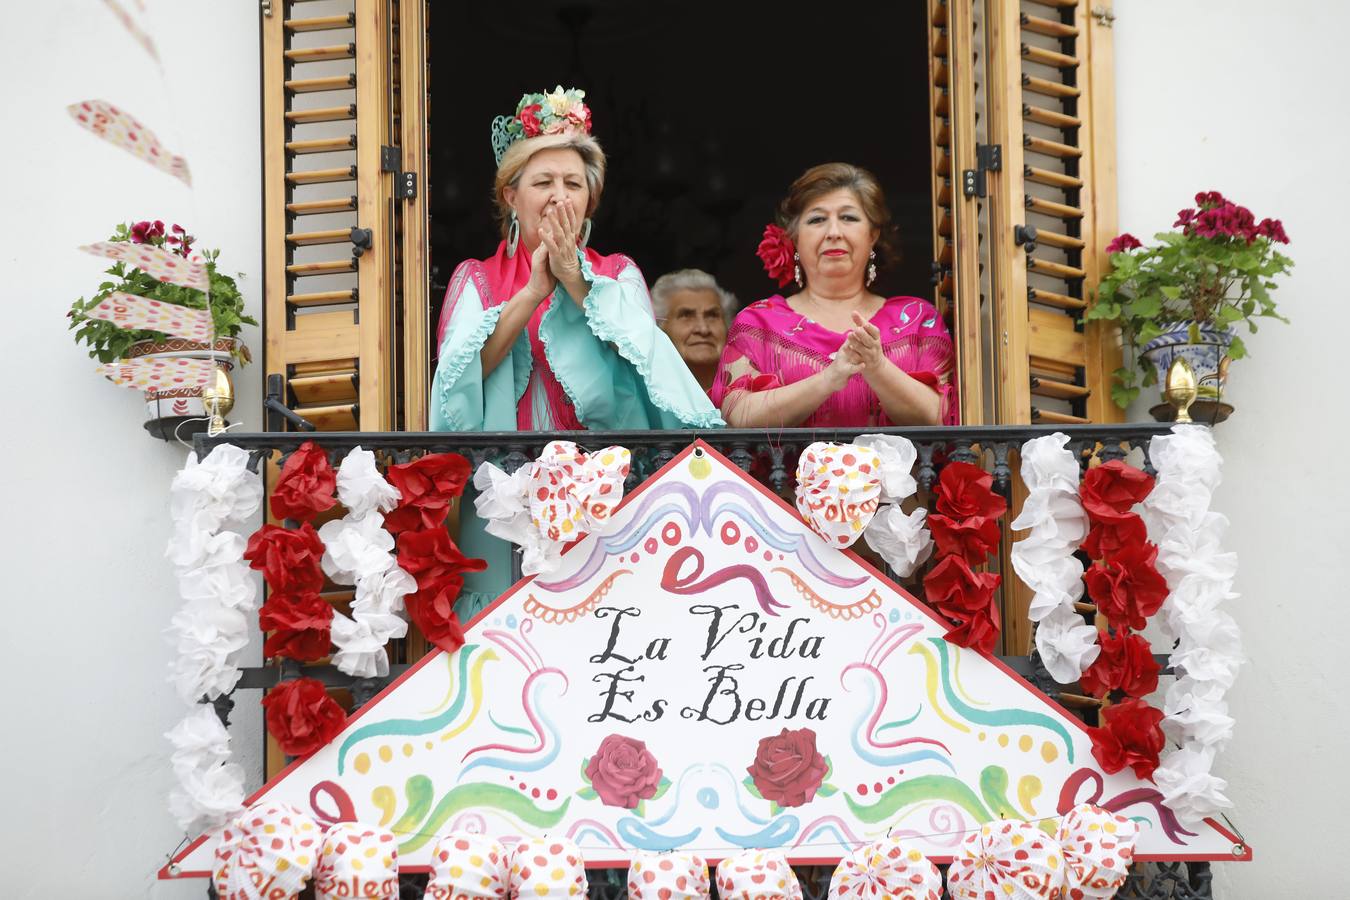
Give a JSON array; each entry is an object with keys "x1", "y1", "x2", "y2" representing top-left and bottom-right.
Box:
[{"x1": 194, "y1": 423, "x2": 1217, "y2": 900}]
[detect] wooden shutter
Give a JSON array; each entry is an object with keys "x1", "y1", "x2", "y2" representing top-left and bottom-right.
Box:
[
  {"x1": 981, "y1": 0, "x2": 1122, "y2": 426},
  {"x1": 260, "y1": 0, "x2": 427, "y2": 435}
]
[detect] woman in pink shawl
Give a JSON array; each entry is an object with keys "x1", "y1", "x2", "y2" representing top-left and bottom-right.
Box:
[{"x1": 712, "y1": 163, "x2": 958, "y2": 427}]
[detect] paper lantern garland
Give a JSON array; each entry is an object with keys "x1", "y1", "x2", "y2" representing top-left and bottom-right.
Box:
[
  {"x1": 425, "y1": 832, "x2": 511, "y2": 899},
  {"x1": 829, "y1": 834, "x2": 942, "y2": 899},
  {"x1": 946, "y1": 819, "x2": 1066, "y2": 900},
  {"x1": 627, "y1": 851, "x2": 711, "y2": 899},
  {"x1": 314, "y1": 822, "x2": 400, "y2": 900}
]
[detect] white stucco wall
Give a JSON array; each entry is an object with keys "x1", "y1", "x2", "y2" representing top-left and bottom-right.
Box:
[
  {"x1": 1115, "y1": 1, "x2": 1350, "y2": 894},
  {"x1": 1, "y1": 1, "x2": 1346, "y2": 896}
]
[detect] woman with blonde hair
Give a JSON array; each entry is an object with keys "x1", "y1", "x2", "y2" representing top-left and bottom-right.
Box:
[
  {"x1": 713, "y1": 163, "x2": 958, "y2": 427},
  {"x1": 431, "y1": 87, "x2": 720, "y2": 615}
]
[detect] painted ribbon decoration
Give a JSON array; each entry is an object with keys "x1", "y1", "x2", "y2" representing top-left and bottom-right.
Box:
[
  {"x1": 794, "y1": 442, "x2": 883, "y2": 548},
  {"x1": 829, "y1": 834, "x2": 942, "y2": 899},
  {"x1": 661, "y1": 546, "x2": 788, "y2": 616},
  {"x1": 1056, "y1": 803, "x2": 1139, "y2": 900},
  {"x1": 945, "y1": 818, "x2": 1066, "y2": 900}
]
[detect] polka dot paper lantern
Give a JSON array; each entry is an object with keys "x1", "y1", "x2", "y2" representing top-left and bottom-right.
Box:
[
  {"x1": 829, "y1": 835, "x2": 941, "y2": 899},
  {"x1": 794, "y1": 442, "x2": 883, "y2": 548},
  {"x1": 314, "y1": 822, "x2": 399, "y2": 900},
  {"x1": 714, "y1": 850, "x2": 803, "y2": 900},
  {"x1": 1056, "y1": 805, "x2": 1139, "y2": 900},
  {"x1": 507, "y1": 837, "x2": 587, "y2": 898},
  {"x1": 627, "y1": 851, "x2": 711, "y2": 899},
  {"x1": 426, "y1": 833, "x2": 510, "y2": 899},
  {"x1": 946, "y1": 819, "x2": 1066, "y2": 900},
  {"x1": 212, "y1": 802, "x2": 322, "y2": 900}
]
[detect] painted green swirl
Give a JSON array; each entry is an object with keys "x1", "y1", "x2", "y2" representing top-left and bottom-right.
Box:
[
  {"x1": 979, "y1": 766, "x2": 1021, "y2": 820},
  {"x1": 845, "y1": 774, "x2": 993, "y2": 825}
]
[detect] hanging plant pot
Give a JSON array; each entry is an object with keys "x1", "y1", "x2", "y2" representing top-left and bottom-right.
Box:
[
  {"x1": 127, "y1": 337, "x2": 242, "y2": 440},
  {"x1": 1141, "y1": 322, "x2": 1234, "y2": 424}
]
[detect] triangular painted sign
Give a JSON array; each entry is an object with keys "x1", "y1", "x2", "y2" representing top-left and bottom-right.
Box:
[{"x1": 164, "y1": 441, "x2": 1246, "y2": 878}]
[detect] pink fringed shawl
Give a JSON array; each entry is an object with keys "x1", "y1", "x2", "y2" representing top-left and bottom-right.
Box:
[
  {"x1": 435, "y1": 240, "x2": 630, "y2": 430},
  {"x1": 711, "y1": 294, "x2": 959, "y2": 426}
]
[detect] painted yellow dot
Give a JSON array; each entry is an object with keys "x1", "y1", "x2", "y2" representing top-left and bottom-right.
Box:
[
  {"x1": 1018, "y1": 735, "x2": 1034, "y2": 752},
  {"x1": 276, "y1": 859, "x2": 290, "y2": 871},
  {"x1": 469, "y1": 855, "x2": 483, "y2": 867},
  {"x1": 378, "y1": 745, "x2": 393, "y2": 763},
  {"x1": 352, "y1": 858, "x2": 364, "y2": 871},
  {"x1": 1048, "y1": 855, "x2": 1060, "y2": 870},
  {"x1": 997, "y1": 734, "x2": 1009, "y2": 748},
  {"x1": 907, "y1": 849, "x2": 923, "y2": 862},
  {"x1": 561, "y1": 519, "x2": 574, "y2": 533},
  {"x1": 449, "y1": 866, "x2": 464, "y2": 878},
  {"x1": 354, "y1": 753, "x2": 372, "y2": 773},
  {"x1": 1105, "y1": 822, "x2": 1118, "y2": 834},
  {"x1": 382, "y1": 855, "x2": 393, "y2": 868},
  {"x1": 402, "y1": 743, "x2": 414, "y2": 757},
  {"x1": 425, "y1": 741, "x2": 435, "y2": 750},
  {"x1": 1041, "y1": 741, "x2": 1059, "y2": 763},
  {"x1": 1003, "y1": 884, "x2": 1016, "y2": 896},
  {"x1": 263, "y1": 824, "x2": 276, "y2": 834},
  {"x1": 296, "y1": 855, "x2": 310, "y2": 867},
  {"x1": 601, "y1": 453, "x2": 615, "y2": 465},
  {"x1": 551, "y1": 868, "x2": 565, "y2": 881},
  {"x1": 1011, "y1": 834, "x2": 1025, "y2": 847},
  {"x1": 480, "y1": 877, "x2": 491, "y2": 888},
  {"x1": 978, "y1": 731, "x2": 987, "y2": 741},
  {"x1": 535, "y1": 886, "x2": 550, "y2": 897}
]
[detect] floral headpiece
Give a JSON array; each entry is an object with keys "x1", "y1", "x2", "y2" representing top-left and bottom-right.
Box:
[
  {"x1": 756, "y1": 223, "x2": 795, "y2": 287},
  {"x1": 490, "y1": 86, "x2": 593, "y2": 165}
]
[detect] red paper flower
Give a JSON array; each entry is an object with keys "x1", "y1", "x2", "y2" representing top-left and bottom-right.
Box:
[
  {"x1": 746, "y1": 727, "x2": 828, "y2": 808},
  {"x1": 244, "y1": 522, "x2": 325, "y2": 593},
  {"x1": 270, "y1": 441, "x2": 337, "y2": 522},
  {"x1": 585, "y1": 734, "x2": 663, "y2": 810},
  {"x1": 928, "y1": 514, "x2": 1001, "y2": 564},
  {"x1": 405, "y1": 574, "x2": 469, "y2": 654},
  {"x1": 1105, "y1": 233, "x2": 1142, "y2": 254},
  {"x1": 1081, "y1": 512, "x2": 1148, "y2": 560},
  {"x1": 933, "y1": 461, "x2": 1008, "y2": 521},
  {"x1": 397, "y1": 526, "x2": 486, "y2": 587},
  {"x1": 1080, "y1": 461, "x2": 1154, "y2": 521},
  {"x1": 262, "y1": 677, "x2": 346, "y2": 758},
  {"x1": 923, "y1": 555, "x2": 1002, "y2": 654},
  {"x1": 1079, "y1": 630, "x2": 1161, "y2": 699},
  {"x1": 259, "y1": 591, "x2": 334, "y2": 662},
  {"x1": 756, "y1": 223, "x2": 796, "y2": 288},
  {"x1": 384, "y1": 453, "x2": 472, "y2": 534},
  {"x1": 1085, "y1": 542, "x2": 1169, "y2": 632},
  {"x1": 1087, "y1": 698, "x2": 1166, "y2": 781}
]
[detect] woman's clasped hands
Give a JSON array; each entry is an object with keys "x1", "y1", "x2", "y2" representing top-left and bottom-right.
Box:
[{"x1": 824, "y1": 311, "x2": 888, "y2": 389}]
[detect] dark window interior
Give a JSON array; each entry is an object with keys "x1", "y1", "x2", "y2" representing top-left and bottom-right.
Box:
[{"x1": 428, "y1": 0, "x2": 932, "y2": 343}]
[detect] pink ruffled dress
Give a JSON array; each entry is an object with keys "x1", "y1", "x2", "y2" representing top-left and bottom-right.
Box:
[{"x1": 711, "y1": 294, "x2": 959, "y2": 426}]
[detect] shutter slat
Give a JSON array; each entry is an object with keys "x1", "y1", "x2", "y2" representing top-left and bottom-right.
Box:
[
  {"x1": 1028, "y1": 287, "x2": 1086, "y2": 310},
  {"x1": 1021, "y1": 44, "x2": 1079, "y2": 68},
  {"x1": 1024, "y1": 165, "x2": 1083, "y2": 189},
  {"x1": 286, "y1": 105, "x2": 356, "y2": 124},
  {"x1": 1031, "y1": 377, "x2": 1091, "y2": 400},
  {"x1": 287, "y1": 196, "x2": 358, "y2": 216},
  {"x1": 284, "y1": 43, "x2": 356, "y2": 63},
  {"x1": 1023, "y1": 104, "x2": 1081, "y2": 129},
  {"x1": 284, "y1": 14, "x2": 355, "y2": 33},
  {"x1": 1031, "y1": 407, "x2": 1090, "y2": 424},
  {"x1": 1021, "y1": 74, "x2": 1081, "y2": 99},
  {"x1": 286, "y1": 136, "x2": 356, "y2": 155},
  {"x1": 288, "y1": 290, "x2": 357, "y2": 308},
  {"x1": 286, "y1": 258, "x2": 358, "y2": 277},
  {"x1": 1031, "y1": 228, "x2": 1086, "y2": 251},
  {"x1": 1028, "y1": 257, "x2": 1087, "y2": 279},
  {"x1": 1025, "y1": 195, "x2": 1085, "y2": 219},
  {"x1": 286, "y1": 166, "x2": 358, "y2": 185},
  {"x1": 1020, "y1": 13, "x2": 1078, "y2": 37},
  {"x1": 286, "y1": 74, "x2": 357, "y2": 94},
  {"x1": 287, "y1": 229, "x2": 352, "y2": 247},
  {"x1": 1023, "y1": 135, "x2": 1083, "y2": 158}
]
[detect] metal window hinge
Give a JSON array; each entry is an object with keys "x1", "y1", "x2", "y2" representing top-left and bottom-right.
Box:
[
  {"x1": 1092, "y1": 5, "x2": 1116, "y2": 27},
  {"x1": 962, "y1": 144, "x2": 1002, "y2": 198},
  {"x1": 380, "y1": 146, "x2": 418, "y2": 200},
  {"x1": 380, "y1": 145, "x2": 399, "y2": 172},
  {"x1": 261, "y1": 0, "x2": 272, "y2": 16}
]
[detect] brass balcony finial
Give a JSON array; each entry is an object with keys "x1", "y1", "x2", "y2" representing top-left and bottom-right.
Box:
[
  {"x1": 1164, "y1": 357, "x2": 1198, "y2": 424},
  {"x1": 202, "y1": 365, "x2": 235, "y2": 436}
]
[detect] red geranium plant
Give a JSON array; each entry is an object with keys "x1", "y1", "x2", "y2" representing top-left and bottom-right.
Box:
[{"x1": 1086, "y1": 190, "x2": 1293, "y2": 406}]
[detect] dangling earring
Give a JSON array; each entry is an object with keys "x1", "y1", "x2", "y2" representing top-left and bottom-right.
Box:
[
  {"x1": 506, "y1": 209, "x2": 520, "y2": 258},
  {"x1": 867, "y1": 250, "x2": 877, "y2": 287},
  {"x1": 793, "y1": 252, "x2": 803, "y2": 288},
  {"x1": 579, "y1": 217, "x2": 592, "y2": 249}
]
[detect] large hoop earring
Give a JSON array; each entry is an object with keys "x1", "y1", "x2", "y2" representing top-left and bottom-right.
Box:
[
  {"x1": 867, "y1": 250, "x2": 877, "y2": 287},
  {"x1": 506, "y1": 210, "x2": 520, "y2": 258},
  {"x1": 579, "y1": 217, "x2": 592, "y2": 249},
  {"x1": 793, "y1": 252, "x2": 803, "y2": 288}
]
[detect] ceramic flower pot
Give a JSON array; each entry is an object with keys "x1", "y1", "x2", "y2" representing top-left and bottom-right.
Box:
[
  {"x1": 127, "y1": 337, "x2": 240, "y2": 440},
  {"x1": 1141, "y1": 322, "x2": 1234, "y2": 424}
]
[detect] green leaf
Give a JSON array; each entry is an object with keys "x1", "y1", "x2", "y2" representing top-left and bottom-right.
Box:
[
  {"x1": 580, "y1": 757, "x2": 592, "y2": 785},
  {"x1": 633, "y1": 799, "x2": 647, "y2": 817},
  {"x1": 769, "y1": 801, "x2": 783, "y2": 816},
  {"x1": 1159, "y1": 285, "x2": 1182, "y2": 299},
  {"x1": 816, "y1": 783, "x2": 838, "y2": 798},
  {"x1": 1110, "y1": 383, "x2": 1139, "y2": 409},
  {"x1": 742, "y1": 776, "x2": 763, "y2": 800},
  {"x1": 1227, "y1": 335, "x2": 1247, "y2": 359},
  {"x1": 651, "y1": 777, "x2": 671, "y2": 801},
  {"x1": 576, "y1": 786, "x2": 598, "y2": 801}
]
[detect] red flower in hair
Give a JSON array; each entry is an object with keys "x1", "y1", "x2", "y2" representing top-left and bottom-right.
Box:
[
  {"x1": 244, "y1": 523, "x2": 325, "y2": 593},
  {"x1": 269, "y1": 441, "x2": 337, "y2": 522},
  {"x1": 756, "y1": 224, "x2": 796, "y2": 288},
  {"x1": 259, "y1": 591, "x2": 334, "y2": 662},
  {"x1": 1105, "y1": 233, "x2": 1142, "y2": 254},
  {"x1": 1087, "y1": 698, "x2": 1166, "y2": 781},
  {"x1": 262, "y1": 677, "x2": 346, "y2": 758},
  {"x1": 1085, "y1": 542, "x2": 1168, "y2": 632},
  {"x1": 384, "y1": 453, "x2": 473, "y2": 534},
  {"x1": 1079, "y1": 630, "x2": 1160, "y2": 699},
  {"x1": 519, "y1": 103, "x2": 543, "y2": 137},
  {"x1": 1081, "y1": 513, "x2": 1148, "y2": 560},
  {"x1": 1079, "y1": 460, "x2": 1154, "y2": 521},
  {"x1": 923, "y1": 555, "x2": 1002, "y2": 653},
  {"x1": 934, "y1": 461, "x2": 1008, "y2": 521},
  {"x1": 927, "y1": 513, "x2": 1001, "y2": 564}
]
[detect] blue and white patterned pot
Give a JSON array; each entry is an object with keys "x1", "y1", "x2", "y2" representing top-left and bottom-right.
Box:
[{"x1": 1140, "y1": 322, "x2": 1234, "y2": 400}]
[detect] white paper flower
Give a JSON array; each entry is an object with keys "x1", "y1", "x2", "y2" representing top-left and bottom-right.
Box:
[
  {"x1": 169, "y1": 444, "x2": 263, "y2": 529},
  {"x1": 354, "y1": 566, "x2": 415, "y2": 617},
  {"x1": 856, "y1": 433, "x2": 919, "y2": 502},
  {"x1": 1153, "y1": 746, "x2": 1232, "y2": 826},
  {"x1": 1019, "y1": 432, "x2": 1083, "y2": 493},
  {"x1": 177, "y1": 560, "x2": 258, "y2": 612},
  {"x1": 863, "y1": 505, "x2": 933, "y2": 578},
  {"x1": 169, "y1": 643, "x2": 245, "y2": 704},
  {"x1": 330, "y1": 615, "x2": 391, "y2": 678},
  {"x1": 1035, "y1": 605, "x2": 1101, "y2": 684},
  {"x1": 167, "y1": 761, "x2": 247, "y2": 833},
  {"x1": 166, "y1": 705, "x2": 233, "y2": 775},
  {"x1": 336, "y1": 446, "x2": 401, "y2": 517},
  {"x1": 318, "y1": 512, "x2": 396, "y2": 584}
]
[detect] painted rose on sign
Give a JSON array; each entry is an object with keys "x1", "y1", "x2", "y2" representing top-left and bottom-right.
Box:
[
  {"x1": 583, "y1": 734, "x2": 664, "y2": 810},
  {"x1": 745, "y1": 727, "x2": 830, "y2": 808}
]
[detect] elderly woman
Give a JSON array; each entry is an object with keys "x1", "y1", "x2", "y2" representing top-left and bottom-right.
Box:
[
  {"x1": 713, "y1": 163, "x2": 958, "y2": 427},
  {"x1": 432, "y1": 87, "x2": 721, "y2": 617},
  {"x1": 432, "y1": 86, "x2": 720, "y2": 433},
  {"x1": 651, "y1": 268, "x2": 737, "y2": 393}
]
